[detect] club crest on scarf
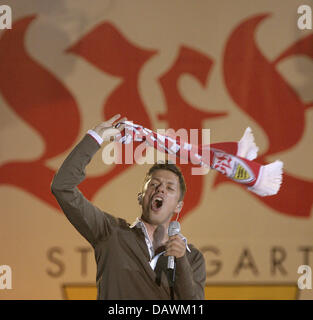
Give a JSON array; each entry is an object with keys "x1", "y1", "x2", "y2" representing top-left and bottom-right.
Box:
[{"x1": 212, "y1": 151, "x2": 254, "y2": 184}]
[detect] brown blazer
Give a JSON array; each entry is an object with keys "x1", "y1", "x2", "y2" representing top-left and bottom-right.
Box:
[{"x1": 51, "y1": 134, "x2": 206, "y2": 300}]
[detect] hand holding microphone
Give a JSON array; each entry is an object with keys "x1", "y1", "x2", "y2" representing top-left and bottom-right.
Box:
[{"x1": 165, "y1": 221, "x2": 186, "y2": 269}]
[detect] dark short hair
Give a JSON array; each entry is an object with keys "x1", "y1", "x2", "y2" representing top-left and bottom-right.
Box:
[{"x1": 143, "y1": 161, "x2": 187, "y2": 201}]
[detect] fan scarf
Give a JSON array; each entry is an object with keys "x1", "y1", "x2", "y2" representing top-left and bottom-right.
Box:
[{"x1": 114, "y1": 121, "x2": 283, "y2": 197}]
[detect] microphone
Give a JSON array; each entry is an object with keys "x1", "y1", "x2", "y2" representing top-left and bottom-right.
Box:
[{"x1": 167, "y1": 221, "x2": 181, "y2": 270}]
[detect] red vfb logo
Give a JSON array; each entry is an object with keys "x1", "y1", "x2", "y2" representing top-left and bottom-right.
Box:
[{"x1": 0, "y1": 14, "x2": 312, "y2": 219}]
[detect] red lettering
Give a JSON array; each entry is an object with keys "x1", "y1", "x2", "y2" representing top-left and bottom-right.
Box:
[
  {"x1": 159, "y1": 46, "x2": 227, "y2": 220},
  {"x1": 0, "y1": 16, "x2": 80, "y2": 209},
  {"x1": 68, "y1": 22, "x2": 155, "y2": 198},
  {"x1": 221, "y1": 14, "x2": 313, "y2": 217}
]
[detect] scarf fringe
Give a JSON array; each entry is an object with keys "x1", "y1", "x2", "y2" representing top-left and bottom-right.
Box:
[
  {"x1": 237, "y1": 127, "x2": 259, "y2": 160},
  {"x1": 248, "y1": 160, "x2": 284, "y2": 196}
]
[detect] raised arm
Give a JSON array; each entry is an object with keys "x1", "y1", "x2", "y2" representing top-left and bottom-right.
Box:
[{"x1": 51, "y1": 114, "x2": 126, "y2": 248}]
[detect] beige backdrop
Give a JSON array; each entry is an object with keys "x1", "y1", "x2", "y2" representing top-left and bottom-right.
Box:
[{"x1": 0, "y1": 0, "x2": 312, "y2": 300}]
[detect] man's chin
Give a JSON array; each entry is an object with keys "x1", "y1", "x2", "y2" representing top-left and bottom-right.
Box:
[
  {"x1": 142, "y1": 209, "x2": 172, "y2": 226},
  {"x1": 143, "y1": 214, "x2": 162, "y2": 225}
]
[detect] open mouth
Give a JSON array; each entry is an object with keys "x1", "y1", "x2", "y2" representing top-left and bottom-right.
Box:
[{"x1": 151, "y1": 196, "x2": 164, "y2": 211}]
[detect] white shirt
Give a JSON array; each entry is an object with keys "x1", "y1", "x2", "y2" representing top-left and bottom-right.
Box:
[
  {"x1": 130, "y1": 217, "x2": 191, "y2": 270},
  {"x1": 87, "y1": 129, "x2": 104, "y2": 145}
]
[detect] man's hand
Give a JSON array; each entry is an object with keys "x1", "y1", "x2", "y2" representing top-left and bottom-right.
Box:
[
  {"x1": 164, "y1": 234, "x2": 186, "y2": 259},
  {"x1": 92, "y1": 114, "x2": 127, "y2": 141}
]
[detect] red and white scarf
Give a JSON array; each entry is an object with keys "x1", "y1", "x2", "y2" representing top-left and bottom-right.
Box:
[{"x1": 115, "y1": 121, "x2": 283, "y2": 197}]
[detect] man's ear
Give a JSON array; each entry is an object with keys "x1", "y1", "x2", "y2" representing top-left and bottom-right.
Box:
[
  {"x1": 137, "y1": 192, "x2": 143, "y2": 205},
  {"x1": 174, "y1": 201, "x2": 184, "y2": 213}
]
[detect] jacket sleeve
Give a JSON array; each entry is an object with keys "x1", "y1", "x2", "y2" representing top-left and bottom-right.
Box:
[
  {"x1": 174, "y1": 247, "x2": 206, "y2": 300},
  {"x1": 51, "y1": 134, "x2": 118, "y2": 248}
]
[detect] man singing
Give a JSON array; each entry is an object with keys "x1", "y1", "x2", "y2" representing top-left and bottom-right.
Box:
[{"x1": 51, "y1": 114, "x2": 206, "y2": 299}]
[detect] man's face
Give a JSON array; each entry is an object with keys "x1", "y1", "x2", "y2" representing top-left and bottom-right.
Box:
[{"x1": 140, "y1": 169, "x2": 183, "y2": 226}]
